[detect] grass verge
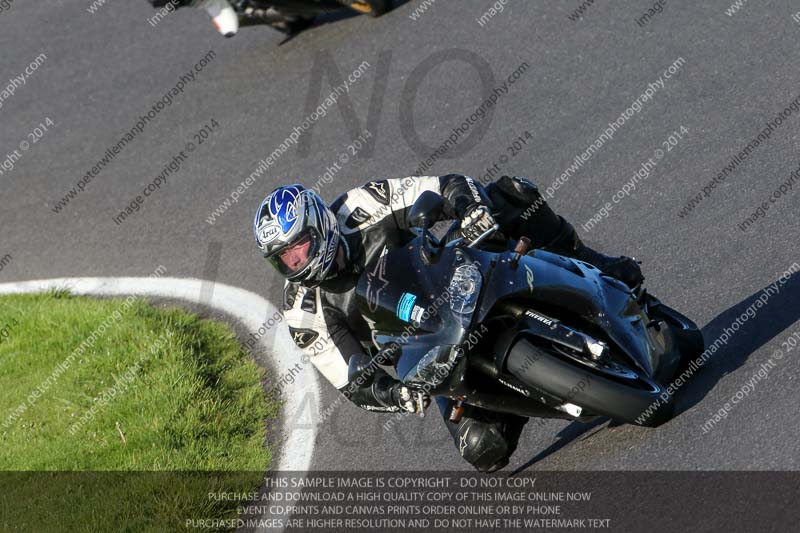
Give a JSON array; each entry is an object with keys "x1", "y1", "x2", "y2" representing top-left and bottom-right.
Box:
[{"x1": 0, "y1": 291, "x2": 279, "y2": 531}]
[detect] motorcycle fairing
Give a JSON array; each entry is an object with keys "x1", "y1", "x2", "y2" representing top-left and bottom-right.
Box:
[
  {"x1": 355, "y1": 241, "x2": 466, "y2": 382},
  {"x1": 475, "y1": 249, "x2": 673, "y2": 379},
  {"x1": 355, "y1": 237, "x2": 674, "y2": 389}
]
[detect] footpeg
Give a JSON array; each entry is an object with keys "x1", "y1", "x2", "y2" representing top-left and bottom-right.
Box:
[{"x1": 414, "y1": 391, "x2": 426, "y2": 417}]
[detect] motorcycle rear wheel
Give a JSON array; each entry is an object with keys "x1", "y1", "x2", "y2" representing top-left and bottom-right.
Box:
[
  {"x1": 505, "y1": 336, "x2": 674, "y2": 427},
  {"x1": 645, "y1": 299, "x2": 705, "y2": 372}
]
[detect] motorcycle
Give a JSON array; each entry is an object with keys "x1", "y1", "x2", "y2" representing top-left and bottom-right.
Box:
[
  {"x1": 199, "y1": 0, "x2": 392, "y2": 36},
  {"x1": 350, "y1": 191, "x2": 704, "y2": 428}
]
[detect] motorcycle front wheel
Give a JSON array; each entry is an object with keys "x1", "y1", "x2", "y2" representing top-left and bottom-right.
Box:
[{"x1": 505, "y1": 336, "x2": 675, "y2": 427}]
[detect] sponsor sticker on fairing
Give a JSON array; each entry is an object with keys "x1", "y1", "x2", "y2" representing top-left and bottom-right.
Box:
[{"x1": 397, "y1": 292, "x2": 418, "y2": 322}]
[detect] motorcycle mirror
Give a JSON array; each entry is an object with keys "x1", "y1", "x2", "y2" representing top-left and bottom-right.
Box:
[{"x1": 408, "y1": 191, "x2": 445, "y2": 229}]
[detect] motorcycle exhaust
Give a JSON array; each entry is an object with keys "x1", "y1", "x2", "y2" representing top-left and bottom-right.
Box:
[{"x1": 199, "y1": 0, "x2": 239, "y2": 37}]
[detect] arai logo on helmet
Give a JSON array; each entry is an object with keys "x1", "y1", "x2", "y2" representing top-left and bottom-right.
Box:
[
  {"x1": 256, "y1": 222, "x2": 280, "y2": 246},
  {"x1": 268, "y1": 186, "x2": 303, "y2": 235}
]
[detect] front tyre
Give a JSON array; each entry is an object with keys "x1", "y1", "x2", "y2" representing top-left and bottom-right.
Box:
[{"x1": 506, "y1": 337, "x2": 674, "y2": 427}]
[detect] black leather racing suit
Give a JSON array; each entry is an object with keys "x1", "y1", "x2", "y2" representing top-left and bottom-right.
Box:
[{"x1": 283, "y1": 174, "x2": 628, "y2": 472}]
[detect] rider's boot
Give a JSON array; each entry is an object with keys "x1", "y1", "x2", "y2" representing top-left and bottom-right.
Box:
[
  {"x1": 198, "y1": 0, "x2": 239, "y2": 37},
  {"x1": 487, "y1": 175, "x2": 644, "y2": 289},
  {"x1": 436, "y1": 398, "x2": 528, "y2": 473},
  {"x1": 542, "y1": 218, "x2": 644, "y2": 289}
]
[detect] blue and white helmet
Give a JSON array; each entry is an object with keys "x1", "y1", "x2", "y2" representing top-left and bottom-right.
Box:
[{"x1": 254, "y1": 185, "x2": 340, "y2": 286}]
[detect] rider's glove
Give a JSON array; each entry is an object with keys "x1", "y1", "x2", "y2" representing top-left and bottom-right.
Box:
[
  {"x1": 390, "y1": 382, "x2": 430, "y2": 414},
  {"x1": 346, "y1": 356, "x2": 430, "y2": 415},
  {"x1": 460, "y1": 205, "x2": 497, "y2": 245}
]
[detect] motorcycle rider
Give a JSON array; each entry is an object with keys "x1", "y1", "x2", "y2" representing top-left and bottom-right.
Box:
[
  {"x1": 145, "y1": 0, "x2": 317, "y2": 36},
  {"x1": 254, "y1": 175, "x2": 643, "y2": 472},
  {"x1": 146, "y1": 0, "x2": 241, "y2": 36}
]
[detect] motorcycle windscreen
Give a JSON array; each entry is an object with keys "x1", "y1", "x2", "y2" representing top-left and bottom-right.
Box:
[{"x1": 355, "y1": 241, "x2": 466, "y2": 348}]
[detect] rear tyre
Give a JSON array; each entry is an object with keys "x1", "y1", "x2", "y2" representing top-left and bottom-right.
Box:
[
  {"x1": 506, "y1": 337, "x2": 674, "y2": 427},
  {"x1": 647, "y1": 300, "x2": 705, "y2": 373}
]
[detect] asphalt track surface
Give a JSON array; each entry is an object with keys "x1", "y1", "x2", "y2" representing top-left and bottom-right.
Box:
[{"x1": 1, "y1": 0, "x2": 799, "y2": 475}]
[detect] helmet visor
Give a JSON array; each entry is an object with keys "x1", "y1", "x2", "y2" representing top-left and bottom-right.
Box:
[{"x1": 268, "y1": 229, "x2": 320, "y2": 278}]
